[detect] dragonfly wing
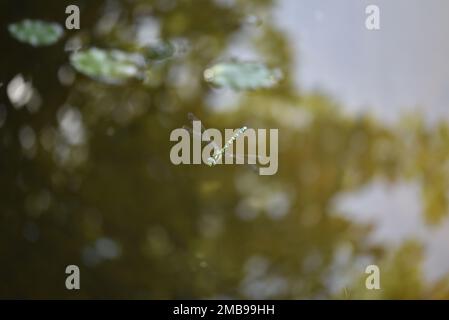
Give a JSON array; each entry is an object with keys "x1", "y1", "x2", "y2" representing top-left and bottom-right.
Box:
[
  {"x1": 245, "y1": 154, "x2": 261, "y2": 163},
  {"x1": 224, "y1": 153, "x2": 260, "y2": 173},
  {"x1": 188, "y1": 113, "x2": 211, "y2": 140},
  {"x1": 185, "y1": 113, "x2": 220, "y2": 151},
  {"x1": 187, "y1": 113, "x2": 209, "y2": 135},
  {"x1": 187, "y1": 112, "x2": 199, "y2": 122},
  {"x1": 182, "y1": 125, "x2": 201, "y2": 140},
  {"x1": 225, "y1": 151, "x2": 261, "y2": 163}
]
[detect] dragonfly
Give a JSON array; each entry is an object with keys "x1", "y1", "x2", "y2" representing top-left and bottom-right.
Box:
[{"x1": 183, "y1": 113, "x2": 261, "y2": 171}]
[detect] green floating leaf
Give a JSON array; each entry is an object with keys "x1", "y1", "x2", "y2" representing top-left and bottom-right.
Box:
[
  {"x1": 8, "y1": 19, "x2": 64, "y2": 47},
  {"x1": 144, "y1": 41, "x2": 175, "y2": 61},
  {"x1": 203, "y1": 61, "x2": 282, "y2": 90},
  {"x1": 70, "y1": 48, "x2": 145, "y2": 84}
]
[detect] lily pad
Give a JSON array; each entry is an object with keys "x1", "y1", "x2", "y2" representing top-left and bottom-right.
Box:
[
  {"x1": 144, "y1": 41, "x2": 175, "y2": 61},
  {"x1": 70, "y1": 48, "x2": 145, "y2": 84},
  {"x1": 8, "y1": 19, "x2": 64, "y2": 47},
  {"x1": 203, "y1": 61, "x2": 282, "y2": 90}
]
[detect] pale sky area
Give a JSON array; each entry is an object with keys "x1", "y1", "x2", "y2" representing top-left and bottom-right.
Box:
[
  {"x1": 272, "y1": 0, "x2": 449, "y2": 285},
  {"x1": 275, "y1": 0, "x2": 449, "y2": 125}
]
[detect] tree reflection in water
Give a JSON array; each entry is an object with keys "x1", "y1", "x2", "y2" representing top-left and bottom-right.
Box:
[{"x1": 1, "y1": 0, "x2": 449, "y2": 299}]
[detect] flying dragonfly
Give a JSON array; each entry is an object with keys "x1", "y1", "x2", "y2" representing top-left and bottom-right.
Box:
[{"x1": 183, "y1": 113, "x2": 261, "y2": 171}]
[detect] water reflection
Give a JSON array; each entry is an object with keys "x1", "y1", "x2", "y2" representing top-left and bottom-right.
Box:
[
  {"x1": 7, "y1": 74, "x2": 33, "y2": 108},
  {"x1": 1, "y1": 0, "x2": 449, "y2": 299},
  {"x1": 334, "y1": 178, "x2": 449, "y2": 285},
  {"x1": 276, "y1": 0, "x2": 449, "y2": 124}
]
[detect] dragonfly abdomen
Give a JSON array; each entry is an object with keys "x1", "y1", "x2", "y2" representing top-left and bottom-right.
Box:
[{"x1": 223, "y1": 126, "x2": 248, "y2": 151}]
